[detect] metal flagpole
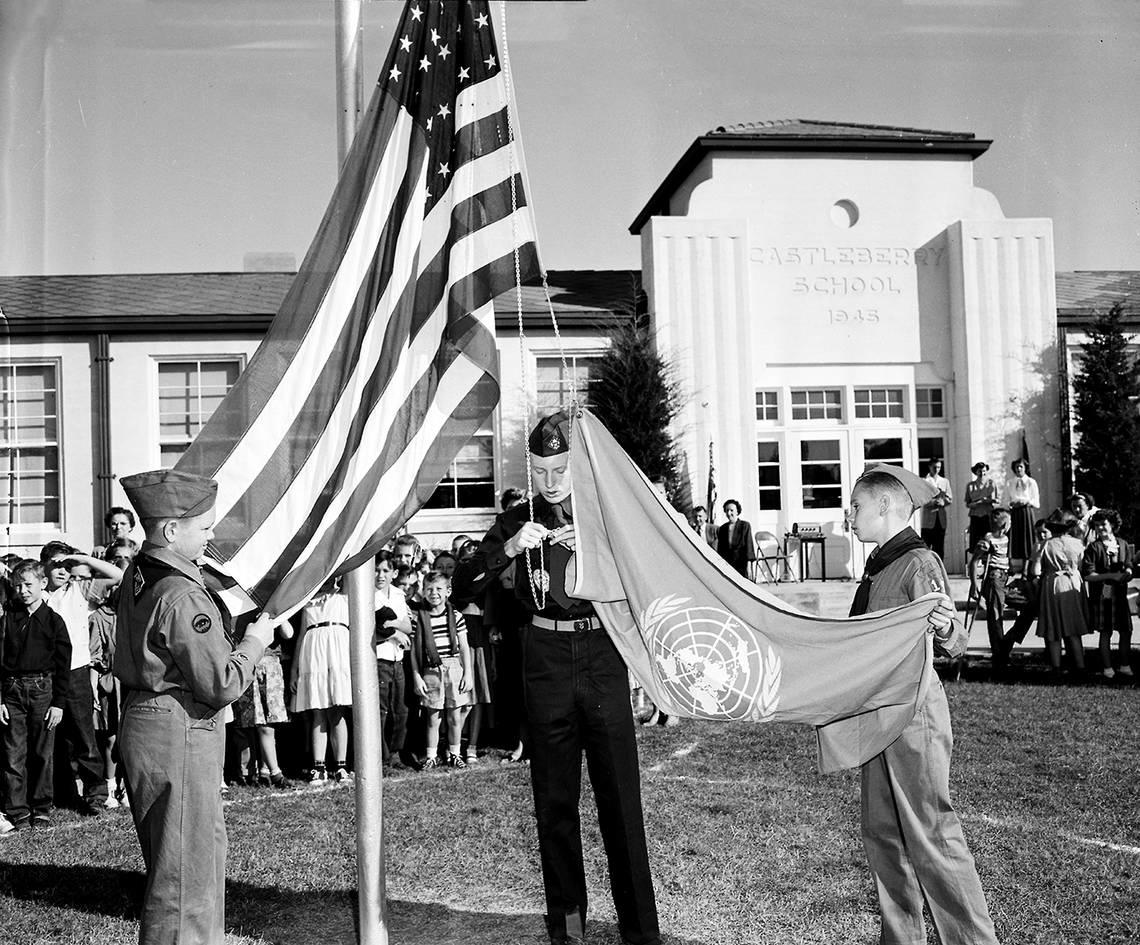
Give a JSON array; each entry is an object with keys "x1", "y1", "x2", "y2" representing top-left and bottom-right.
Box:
[{"x1": 333, "y1": 4, "x2": 385, "y2": 944}]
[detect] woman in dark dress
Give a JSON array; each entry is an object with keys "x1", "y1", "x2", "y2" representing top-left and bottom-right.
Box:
[{"x1": 716, "y1": 499, "x2": 756, "y2": 579}]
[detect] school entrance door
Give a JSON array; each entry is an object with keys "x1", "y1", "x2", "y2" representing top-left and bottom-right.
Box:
[{"x1": 783, "y1": 431, "x2": 913, "y2": 579}]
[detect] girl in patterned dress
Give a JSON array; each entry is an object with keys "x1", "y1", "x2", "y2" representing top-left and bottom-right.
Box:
[{"x1": 234, "y1": 615, "x2": 293, "y2": 786}]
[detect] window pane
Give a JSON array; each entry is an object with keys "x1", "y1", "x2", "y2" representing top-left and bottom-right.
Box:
[
  {"x1": 918, "y1": 437, "x2": 945, "y2": 472},
  {"x1": 800, "y1": 438, "x2": 842, "y2": 509},
  {"x1": 158, "y1": 359, "x2": 241, "y2": 455},
  {"x1": 0, "y1": 365, "x2": 61, "y2": 526},
  {"x1": 426, "y1": 434, "x2": 496, "y2": 509},
  {"x1": 757, "y1": 441, "x2": 779, "y2": 463},
  {"x1": 536, "y1": 355, "x2": 601, "y2": 410},
  {"x1": 916, "y1": 386, "x2": 944, "y2": 420},
  {"x1": 801, "y1": 440, "x2": 839, "y2": 462},
  {"x1": 757, "y1": 440, "x2": 782, "y2": 510},
  {"x1": 863, "y1": 437, "x2": 904, "y2": 465},
  {"x1": 758, "y1": 491, "x2": 782, "y2": 511}
]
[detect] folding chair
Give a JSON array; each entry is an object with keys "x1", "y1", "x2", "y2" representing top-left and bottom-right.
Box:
[{"x1": 755, "y1": 531, "x2": 795, "y2": 583}]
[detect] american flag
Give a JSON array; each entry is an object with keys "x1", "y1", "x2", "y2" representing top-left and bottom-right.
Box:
[{"x1": 177, "y1": 0, "x2": 538, "y2": 619}]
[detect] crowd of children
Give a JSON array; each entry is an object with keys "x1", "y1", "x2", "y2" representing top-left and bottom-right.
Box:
[
  {"x1": 0, "y1": 495, "x2": 538, "y2": 835},
  {"x1": 975, "y1": 492, "x2": 1135, "y2": 679}
]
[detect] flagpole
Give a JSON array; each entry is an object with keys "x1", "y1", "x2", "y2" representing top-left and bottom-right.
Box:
[{"x1": 334, "y1": 4, "x2": 384, "y2": 944}]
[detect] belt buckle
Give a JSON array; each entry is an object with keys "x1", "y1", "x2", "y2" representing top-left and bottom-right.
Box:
[{"x1": 573, "y1": 618, "x2": 590, "y2": 632}]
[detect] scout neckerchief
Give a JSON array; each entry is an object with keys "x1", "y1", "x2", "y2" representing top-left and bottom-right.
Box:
[{"x1": 850, "y1": 526, "x2": 928, "y2": 617}]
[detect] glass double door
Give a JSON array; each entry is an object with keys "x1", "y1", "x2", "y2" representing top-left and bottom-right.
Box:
[{"x1": 786, "y1": 430, "x2": 913, "y2": 577}]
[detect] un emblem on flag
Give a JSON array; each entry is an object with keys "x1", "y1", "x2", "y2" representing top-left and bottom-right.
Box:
[{"x1": 640, "y1": 595, "x2": 782, "y2": 721}]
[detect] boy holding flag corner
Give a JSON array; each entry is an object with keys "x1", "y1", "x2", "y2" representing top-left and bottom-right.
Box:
[{"x1": 843, "y1": 464, "x2": 998, "y2": 945}]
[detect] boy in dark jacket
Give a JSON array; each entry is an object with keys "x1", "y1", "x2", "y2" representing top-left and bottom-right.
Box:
[{"x1": 0, "y1": 560, "x2": 72, "y2": 829}]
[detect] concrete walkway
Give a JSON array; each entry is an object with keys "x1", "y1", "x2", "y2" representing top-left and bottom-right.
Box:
[{"x1": 763, "y1": 575, "x2": 1042, "y2": 654}]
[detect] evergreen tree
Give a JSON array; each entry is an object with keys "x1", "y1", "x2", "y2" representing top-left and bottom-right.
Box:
[
  {"x1": 1072, "y1": 301, "x2": 1140, "y2": 531},
  {"x1": 589, "y1": 322, "x2": 686, "y2": 510}
]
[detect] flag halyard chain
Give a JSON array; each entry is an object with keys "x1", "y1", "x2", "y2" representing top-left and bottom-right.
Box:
[{"x1": 497, "y1": 0, "x2": 580, "y2": 612}]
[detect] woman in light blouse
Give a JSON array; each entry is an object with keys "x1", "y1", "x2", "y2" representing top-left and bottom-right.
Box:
[{"x1": 1006, "y1": 459, "x2": 1039, "y2": 571}]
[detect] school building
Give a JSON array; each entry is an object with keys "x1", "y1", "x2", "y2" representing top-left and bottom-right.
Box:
[{"x1": 1, "y1": 121, "x2": 1136, "y2": 575}]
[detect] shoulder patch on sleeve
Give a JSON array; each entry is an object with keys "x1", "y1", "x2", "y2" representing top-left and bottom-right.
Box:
[
  {"x1": 918, "y1": 561, "x2": 946, "y2": 595},
  {"x1": 133, "y1": 568, "x2": 146, "y2": 599},
  {"x1": 192, "y1": 613, "x2": 213, "y2": 634}
]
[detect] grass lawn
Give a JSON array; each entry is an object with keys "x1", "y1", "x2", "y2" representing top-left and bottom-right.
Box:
[{"x1": 1, "y1": 678, "x2": 1137, "y2": 944}]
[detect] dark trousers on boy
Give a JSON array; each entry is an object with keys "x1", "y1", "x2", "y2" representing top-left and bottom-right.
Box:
[
  {"x1": 523, "y1": 623, "x2": 659, "y2": 945},
  {"x1": 1, "y1": 674, "x2": 57, "y2": 825},
  {"x1": 58, "y1": 666, "x2": 107, "y2": 807},
  {"x1": 983, "y1": 569, "x2": 1008, "y2": 668},
  {"x1": 377, "y1": 657, "x2": 407, "y2": 763}
]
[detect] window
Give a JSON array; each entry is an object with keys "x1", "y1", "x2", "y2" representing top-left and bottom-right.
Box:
[
  {"x1": 158, "y1": 360, "x2": 242, "y2": 466},
  {"x1": 424, "y1": 430, "x2": 496, "y2": 509},
  {"x1": 854, "y1": 387, "x2": 905, "y2": 420},
  {"x1": 917, "y1": 436, "x2": 946, "y2": 474},
  {"x1": 757, "y1": 441, "x2": 782, "y2": 510},
  {"x1": 0, "y1": 363, "x2": 61, "y2": 526},
  {"x1": 791, "y1": 388, "x2": 842, "y2": 421},
  {"x1": 916, "y1": 386, "x2": 945, "y2": 419},
  {"x1": 755, "y1": 390, "x2": 779, "y2": 422},
  {"x1": 862, "y1": 437, "x2": 905, "y2": 468},
  {"x1": 800, "y1": 439, "x2": 843, "y2": 509},
  {"x1": 535, "y1": 354, "x2": 602, "y2": 412}
]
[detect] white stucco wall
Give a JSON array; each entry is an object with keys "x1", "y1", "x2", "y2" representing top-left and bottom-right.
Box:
[{"x1": 641, "y1": 145, "x2": 1058, "y2": 577}]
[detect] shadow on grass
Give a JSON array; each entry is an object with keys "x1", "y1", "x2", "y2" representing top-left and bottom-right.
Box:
[{"x1": 1, "y1": 861, "x2": 699, "y2": 945}]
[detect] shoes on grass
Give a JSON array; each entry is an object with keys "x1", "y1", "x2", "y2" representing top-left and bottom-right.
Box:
[
  {"x1": 1103, "y1": 667, "x2": 1116, "y2": 679},
  {"x1": 1118, "y1": 665, "x2": 1134, "y2": 677},
  {"x1": 79, "y1": 801, "x2": 103, "y2": 817},
  {"x1": 333, "y1": 767, "x2": 352, "y2": 782},
  {"x1": 31, "y1": 813, "x2": 51, "y2": 828},
  {"x1": 446, "y1": 753, "x2": 467, "y2": 770},
  {"x1": 421, "y1": 757, "x2": 441, "y2": 771},
  {"x1": 114, "y1": 786, "x2": 130, "y2": 808},
  {"x1": 0, "y1": 815, "x2": 13, "y2": 836},
  {"x1": 309, "y1": 768, "x2": 328, "y2": 784},
  {"x1": 463, "y1": 751, "x2": 481, "y2": 765},
  {"x1": 103, "y1": 793, "x2": 120, "y2": 810}
]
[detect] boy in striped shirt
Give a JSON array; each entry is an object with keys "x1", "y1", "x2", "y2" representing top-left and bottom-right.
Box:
[{"x1": 409, "y1": 571, "x2": 473, "y2": 770}]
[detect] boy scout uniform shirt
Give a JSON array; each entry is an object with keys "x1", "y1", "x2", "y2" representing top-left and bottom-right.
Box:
[
  {"x1": 452, "y1": 496, "x2": 594, "y2": 620},
  {"x1": 866, "y1": 547, "x2": 968, "y2": 660},
  {"x1": 114, "y1": 542, "x2": 265, "y2": 712}
]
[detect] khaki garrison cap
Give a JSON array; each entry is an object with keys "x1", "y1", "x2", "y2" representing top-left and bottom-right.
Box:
[
  {"x1": 527, "y1": 410, "x2": 571, "y2": 457},
  {"x1": 120, "y1": 469, "x2": 218, "y2": 521},
  {"x1": 856, "y1": 463, "x2": 938, "y2": 509}
]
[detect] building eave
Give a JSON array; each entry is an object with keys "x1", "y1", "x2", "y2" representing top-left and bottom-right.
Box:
[{"x1": 629, "y1": 133, "x2": 993, "y2": 235}]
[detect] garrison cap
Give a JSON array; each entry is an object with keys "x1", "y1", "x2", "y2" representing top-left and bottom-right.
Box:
[
  {"x1": 120, "y1": 469, "x2": 218, "y2": 521},
  {"x1": 527, "y1": 411, "x2": 571, "y2": 457},
  {"x1": 856, "y1": 463, "x2": 938, "y2": 509}
]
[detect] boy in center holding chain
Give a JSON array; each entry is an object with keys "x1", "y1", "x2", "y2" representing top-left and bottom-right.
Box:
[{"x1": 452, "y1": 411, "x2": 659, "y2": 945}]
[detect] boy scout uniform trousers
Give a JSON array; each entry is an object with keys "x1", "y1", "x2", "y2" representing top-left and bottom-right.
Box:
[
  {"x1": 116, "y1": 544, "x2": 264, "y2": 945},
  {"x1": 859, "y1": 537, "x2": 998, "y2": 945}
]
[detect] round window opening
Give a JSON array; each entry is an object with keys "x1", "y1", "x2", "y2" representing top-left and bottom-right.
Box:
[{"x1": 831, "y1": 199, "x2": 860, "y2": 228}]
